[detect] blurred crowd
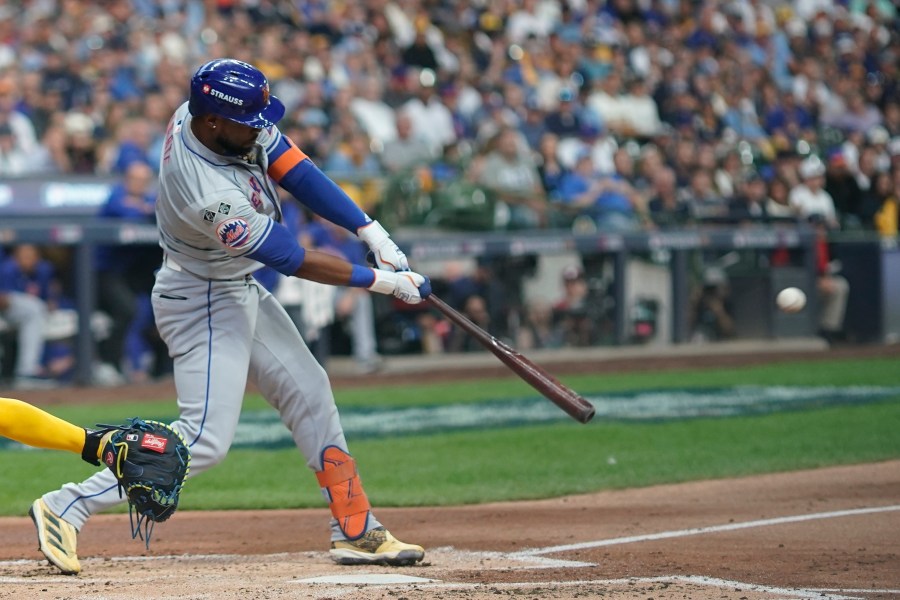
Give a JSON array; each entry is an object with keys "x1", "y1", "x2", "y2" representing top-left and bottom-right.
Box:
[
  {"x1": 1, "y1": 0, "x2": 899, "y2": 386},
  {"x1": 1, "y1": 0, "x2": 899, "y2": 233}
]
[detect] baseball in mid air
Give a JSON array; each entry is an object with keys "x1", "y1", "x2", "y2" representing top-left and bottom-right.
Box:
[{"x1": 776, "y1": 287, "x2": 807, "y2": 313}]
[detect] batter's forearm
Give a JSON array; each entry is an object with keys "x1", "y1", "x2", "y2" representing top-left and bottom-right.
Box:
[
  {"x1": 293, "y1": 250, "x2": 373, "y2": 287},
  {"x1": 0, "y1": 397, "x2": 86, "y2": 455}
]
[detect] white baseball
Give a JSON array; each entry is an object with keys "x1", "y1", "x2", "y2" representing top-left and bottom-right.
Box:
[{"x1": 776, "y1": 287, "x2": 807, "y2": 313}]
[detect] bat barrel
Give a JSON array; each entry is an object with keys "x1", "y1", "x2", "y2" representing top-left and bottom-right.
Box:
[{"x1": 428, "y1": 294, "x2": 595, "y2": 424}]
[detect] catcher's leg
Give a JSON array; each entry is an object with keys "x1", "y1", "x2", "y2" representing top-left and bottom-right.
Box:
[{"x1": 249, "y1": 289, "x2": 424, "y2": 565}]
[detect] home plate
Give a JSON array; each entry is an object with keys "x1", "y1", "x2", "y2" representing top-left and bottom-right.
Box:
[{"x1": 296, "y1": 574, "x2": 439, "y2": 585}]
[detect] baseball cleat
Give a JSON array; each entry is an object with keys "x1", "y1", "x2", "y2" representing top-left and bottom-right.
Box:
[
  {"x1": 29, "y1": 499, "x2": 80, "y2": 575},
  {"x1": 330, "y1": 527, "x2": 425, "y2": 566}
]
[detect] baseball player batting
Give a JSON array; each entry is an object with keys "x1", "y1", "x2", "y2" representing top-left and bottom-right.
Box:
[{"x1": 31, "y1": 58, "x2": 430, "y2": 574}]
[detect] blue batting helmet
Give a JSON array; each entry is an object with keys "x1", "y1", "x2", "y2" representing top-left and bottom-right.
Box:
[{"x1": 188, "y1": 59, "x2": 285, "y2": 128}]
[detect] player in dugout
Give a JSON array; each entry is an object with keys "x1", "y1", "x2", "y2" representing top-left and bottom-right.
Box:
[{"x1": 30, "y1": 59, "x2": 432, "y2": 575}]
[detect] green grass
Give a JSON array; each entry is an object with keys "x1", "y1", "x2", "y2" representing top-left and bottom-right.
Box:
[{"x1": 1, "y1": 356, "x2": 898, "y2": 515}]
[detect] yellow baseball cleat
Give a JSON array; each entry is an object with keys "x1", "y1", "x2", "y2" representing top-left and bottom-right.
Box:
[
  {"x1": 330, "y1": 527, "x2": 425, "y2": 566},
  {"x1": 29, "y1": 498, "x2": 81, "y2": 575}
]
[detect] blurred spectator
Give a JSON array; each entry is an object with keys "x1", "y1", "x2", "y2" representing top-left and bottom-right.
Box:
[
  {"x1": 402, "y1": 69, "x2": 457, "y2": 155},
  {"x1": 350, "y1": 75, "x2": 398, "y2": 147},
  {"x1": 323, "y1": 131, "x2": 383, "y2": 211},
  {"x1": 518, "y1": 96, "x2": 548, "y2": 150},
  {"x1": 620, "y1": 76, "x2": 663, "y2": 139},
  {"x1": 761, "y1": 83, "x2": 814, "y2": 139},
  {"x1": 467, "y1": 126, "x2": 547, "y2": 229},
  {"x1": 809, "y1": 216, "x2": 850, "y2": 345},
  {"x1": 401, "y1": 22, "x2": 439, "y2": 72},
  {"x1": 648, "y1": 167, "x2": 691, "y2": 229},
  {"x1": 0, "y1": 244, "x2": 76, "y2": 381},
  {"x1": 517, "y1": 301, "x2": 562, "y2": 351},
  {"x1": 94, "y1": 161, "x2": 161, "y2": 384},
  {"x1": 789, "y1": 156, "x2": 840, "y2": 229},
  {"x1": 0, "y1": 121, "x2": 33, "y2": 176},
  {"x1": 0, "y1": 247, "x2": 51, "y2": 389},
  {"x1": 690, "y1": 265, "x2": 736, "y2": 343},
  {"x1": 684, "y1": 168, "x2": 728, "y2": 221},
  {"x1": 543, "y1": 87, "x2": 585, "y2": 139},
  {"x1": 824, "y1": 149, "x2": 872, "y2": 230},
  {"x1": 585, "y1": 71, "x2": 626, "y2": 135},
  {"x1": 713, "y1": 150, "x2": 745, "y2": 200},
  {"x1": 866, "y1": 126, "x2": 892, "y2": 173},
  {"x1": 324, "y1": 131, "x2": 382, "y2": 178},
  {"x1": 883, "y1": 102, "x2": 900, "y2": 137},
  {"x1": 379, "y1": 110, "x2": 433, "y2": 173},
  {"x1": 440, "y1": 260, "x2": 508, "y2": 353},
  {"x1": 0, "y1": 74, "x2": 40, "y2": 158},
  {"x1": 766, "y1": 176, "x2": 797, "y2": 220},
  {"x1": 872, "y1": 171, "x2": 898, "y2": 236},
  {"x1": 552, "y1": 265, "x2": 596, "y2": 348},
  {"x1": 506, "y1": 0, "x2": 558, "y2": 43},
  {"x1": 554, "y1": 150, "x2": 643, "y2": 232},
  {"x1": 728, "y1": 171, "x2": 772, "y2": 223},
  {"x1": 535, "y1": 132, "x2": 567, "y2": 199},
  {"x1": 44, "y1": 112, "x2": 101, "y2": 174},
  {"x1": 829, "y1": 91, "x2": 883, "y2": 135},
  {"x1": 101, "y1": 116, "x2": 160, "y2": 174}
]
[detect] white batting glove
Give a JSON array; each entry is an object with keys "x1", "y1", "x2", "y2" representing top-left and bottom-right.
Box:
[
  {"x1": 368, "y1": 269, "x2": 432, "y2": 304},
  {"x1": 357, "y1": 220, "x2": 409, "y2": 272}
]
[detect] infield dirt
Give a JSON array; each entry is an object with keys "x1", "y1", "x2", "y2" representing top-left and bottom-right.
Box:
[{"x1": 2, "y1": 343, "x2": 898, "y2": 599}]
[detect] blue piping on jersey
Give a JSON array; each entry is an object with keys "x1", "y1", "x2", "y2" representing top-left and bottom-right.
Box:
[
  {"x1": 180, "y1": 126, "x2": 232, "y2": 167},
  {"x1": 58, "y1": 484, "x2": 118, "y2": 519},
  {"x1": 243, "y1": 218, "x2": 274, "y2": 256},
  {"x1": 190, "y1": 281, "x2": 214, "y2": 448}
]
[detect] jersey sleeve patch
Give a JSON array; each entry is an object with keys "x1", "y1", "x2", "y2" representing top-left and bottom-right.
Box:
[{"x1": 216, "y1": 217, "x2": 251, "y2": 248}]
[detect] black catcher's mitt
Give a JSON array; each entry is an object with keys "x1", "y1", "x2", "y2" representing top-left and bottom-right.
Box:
[{"x1": 83, "y1": 419, "x2": 191, "y2": 546}]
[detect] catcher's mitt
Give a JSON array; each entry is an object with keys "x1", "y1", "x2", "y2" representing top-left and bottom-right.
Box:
[{"x1": 83, "y1": 419, "x2": 190, "y2": 546}]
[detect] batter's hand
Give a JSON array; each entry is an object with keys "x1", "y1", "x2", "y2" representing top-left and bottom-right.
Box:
[
  {"x1": 357, "y1": 220, "x2": 409, "y2": 272},
  {"x1": 369, "y1": 269, "x2": 431, "y2": 304}
]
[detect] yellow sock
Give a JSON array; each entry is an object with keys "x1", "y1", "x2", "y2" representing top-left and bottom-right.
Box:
[{"x1": 0, "y1": 397, "x2": 86, "y2": 455}]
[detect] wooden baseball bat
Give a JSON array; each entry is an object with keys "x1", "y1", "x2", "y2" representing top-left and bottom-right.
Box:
[{"x1": 427, "y1": 294, "x2": 595, "y2": 424}]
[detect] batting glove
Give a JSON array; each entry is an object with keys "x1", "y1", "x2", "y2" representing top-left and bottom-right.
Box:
[
  {"x1": 369, "y1": 269, "x2": 431, "y2": 304},
  {"x1": 357, "y1": 220, "x2": 409, "y2": 272}
]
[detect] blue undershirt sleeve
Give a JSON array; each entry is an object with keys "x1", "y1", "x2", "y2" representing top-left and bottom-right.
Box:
[
  {"x1": 246, "y1": 220, "x2": 306, "y2": 276},
  {"x1": 274, "y1": 156, "x2": 370, "y2": 233}
]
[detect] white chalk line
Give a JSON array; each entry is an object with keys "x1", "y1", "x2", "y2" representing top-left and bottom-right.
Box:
[
  {"x1": 814, "y1": 589, "x2": 900, "y2": 595},
  {"x1": 512, "y1": 503, "x2": 900, "y2": 557}
]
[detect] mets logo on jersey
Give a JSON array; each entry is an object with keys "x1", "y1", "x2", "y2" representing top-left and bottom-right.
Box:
[{"x1": 216, "y1": 218, "x2": 251, "y2": 248}]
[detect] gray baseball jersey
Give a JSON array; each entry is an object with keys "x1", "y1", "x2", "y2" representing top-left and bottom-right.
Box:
[{"x1": 41, "y1": 103, "x2": 383, "y2": 540}]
